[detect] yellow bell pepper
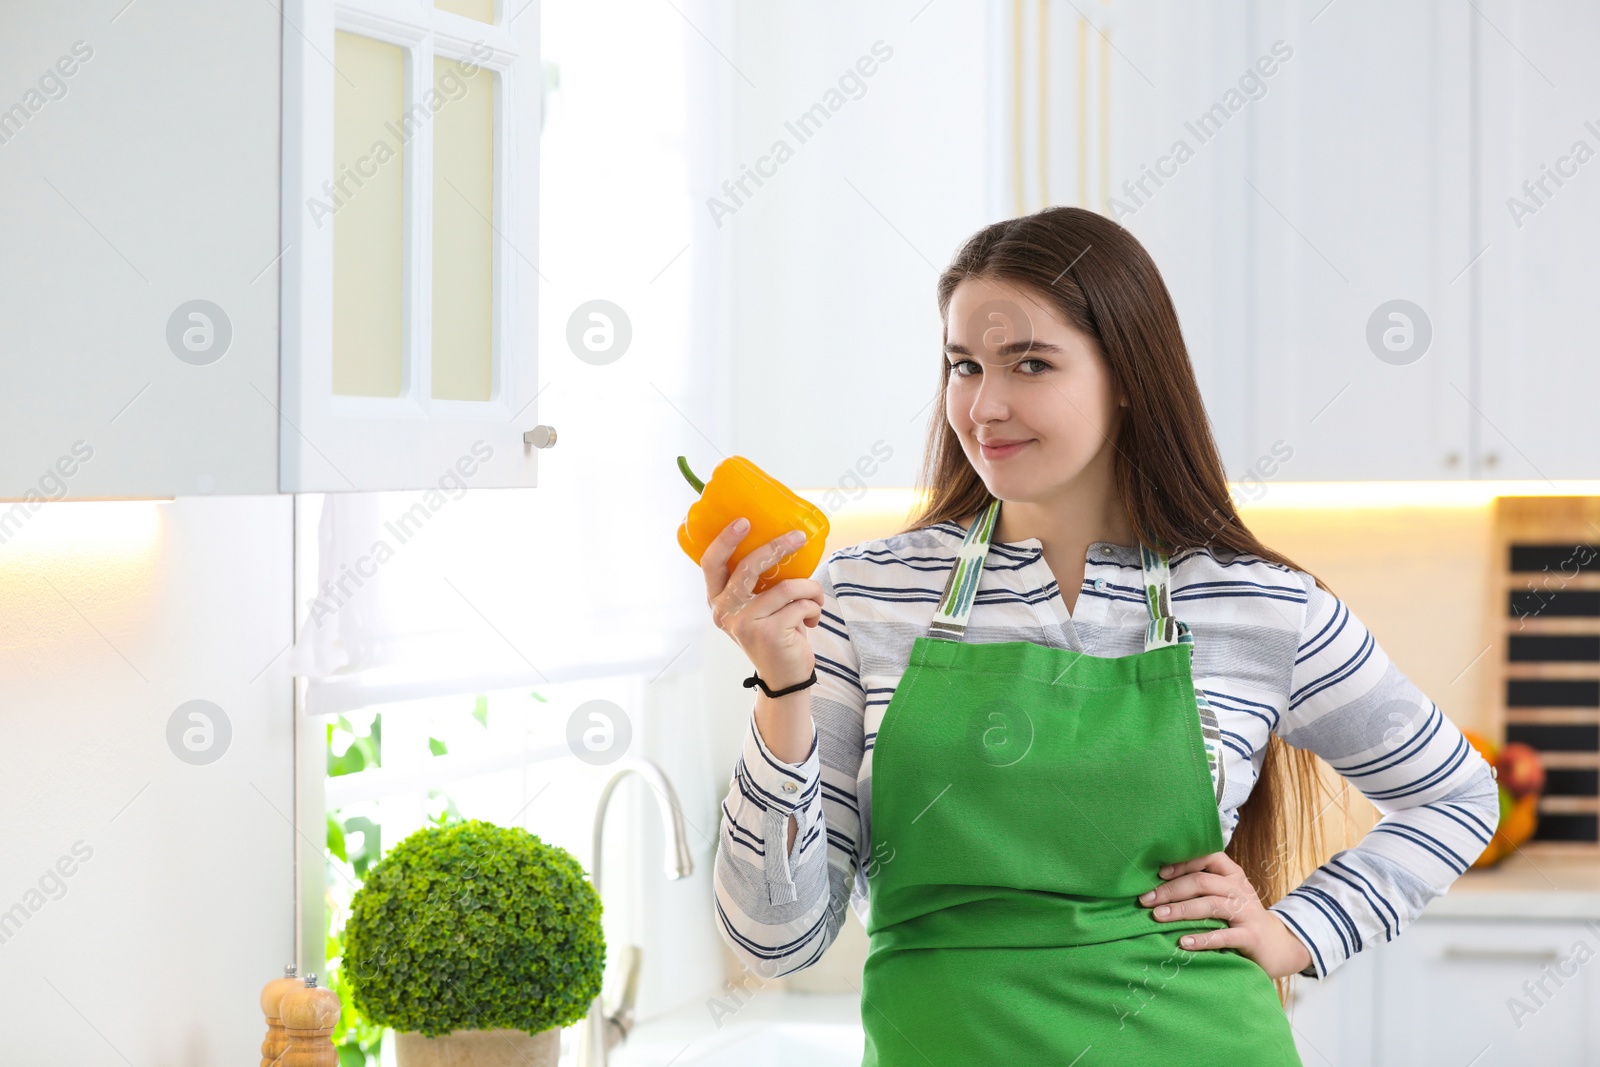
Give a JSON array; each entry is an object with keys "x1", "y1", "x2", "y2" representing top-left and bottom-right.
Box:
[{"x1": 677, "y1": 455, "x2": 829, "y2": 593}]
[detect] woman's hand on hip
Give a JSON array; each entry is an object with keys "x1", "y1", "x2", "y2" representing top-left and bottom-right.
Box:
[{"x1": 1137, "y1": 851, "x2": 1313, "y2": 979}]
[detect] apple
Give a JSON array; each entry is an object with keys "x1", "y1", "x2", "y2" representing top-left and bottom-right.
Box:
[{"x1": 1496, "y1": 742, "x2": 1546, "y2": 798}]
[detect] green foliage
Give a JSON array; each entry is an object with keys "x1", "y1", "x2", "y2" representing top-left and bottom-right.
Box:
[
  {"x1": 327, "y1": 814, "x2": 347, "y2": 863},
  {"x1": 425, "y1": 789, "x2": 464, "y2": 829},
  {"x1": 328, "y1": 714, "x2": 382, "y2": 777},
  {"x1": 326, "y1": 908, "x2": 385, "y2": 1066},
  {"x1": 341, "y1": 820, "x2": 604, "y2": 1037},
  {"x1": 329, "y1": 809, "x2": 382, "y2": 879},
  {"x1": 344, "y1": 816, "x2": 382, "y2": 879}
]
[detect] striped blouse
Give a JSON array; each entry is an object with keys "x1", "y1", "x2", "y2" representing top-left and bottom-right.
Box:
[{"x1": 712, "y1": 518, "x2": 1500, "y2": 982}]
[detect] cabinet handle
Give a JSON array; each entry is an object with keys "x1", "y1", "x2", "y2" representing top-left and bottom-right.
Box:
[
  {"x1": 524, "y1": 425, "x2": 558, "y2": 448},
  {"x1": 1443, "y1": 451, "x2": 1461, "y2": 468},
  {"x1": 1440, "y1": 946, "x2": 1559, "y2": 962}
]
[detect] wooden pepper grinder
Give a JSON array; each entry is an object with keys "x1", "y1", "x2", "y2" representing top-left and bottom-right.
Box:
[
  {"x1": 260, "y1": 964, "x2": 301, "y2": 1067},
  {"x1": 278, "y1": 973, "x2": 341, "y2": 1067}
]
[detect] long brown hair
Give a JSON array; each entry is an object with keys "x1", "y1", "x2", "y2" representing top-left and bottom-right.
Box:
[{"x1": 901, "y1": 205, "x2": 1333, "y2": 1003}]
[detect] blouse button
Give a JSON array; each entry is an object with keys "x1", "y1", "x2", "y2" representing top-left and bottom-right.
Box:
[
  {"x1": 1093, "y1": 577, "x2": 1107, "y2": 591},
  {"x1": 781, "y1": 781, "x2": 798, "y2": 794},
  {"x1": 1101, "y1": 545, "x2": 1114, "y2": 556}
]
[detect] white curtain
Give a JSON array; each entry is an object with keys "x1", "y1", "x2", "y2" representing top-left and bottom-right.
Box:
[{"x1": 289, "y1": 0, "x2": 726, "y2": 715}]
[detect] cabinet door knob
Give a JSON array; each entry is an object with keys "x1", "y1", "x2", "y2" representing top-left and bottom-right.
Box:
[{"x1": 524, "y1": 425, "x2": 558, "y2": 448}]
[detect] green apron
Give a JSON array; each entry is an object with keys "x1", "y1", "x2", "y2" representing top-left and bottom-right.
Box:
[{"x1": 861, "y1": 499, "x2": 1303, "y2": 1065}]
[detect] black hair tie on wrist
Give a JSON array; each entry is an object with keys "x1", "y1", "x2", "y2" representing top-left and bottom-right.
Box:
[{"x1": 743, "y1": 668, "x2": 818, "y2": 698}]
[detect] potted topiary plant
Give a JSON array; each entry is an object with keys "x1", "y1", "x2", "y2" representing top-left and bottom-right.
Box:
[{"x1": 342, "y1": 819, "x2": 605, "y2": 1067}]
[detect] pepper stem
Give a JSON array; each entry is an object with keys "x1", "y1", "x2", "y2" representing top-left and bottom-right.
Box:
[{"x1": 676, "y1": 455, "x2": 705, "y2": 494}]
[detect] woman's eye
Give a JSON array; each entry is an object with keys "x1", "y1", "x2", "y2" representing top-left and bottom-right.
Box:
[{"x1": 948, "y1": 357, "x2": 1052, "y2": 376}]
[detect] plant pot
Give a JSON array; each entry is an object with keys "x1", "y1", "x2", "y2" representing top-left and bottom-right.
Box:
[{"x1": 394, "y1": 1027, "x2": 559, "y2": 1067}]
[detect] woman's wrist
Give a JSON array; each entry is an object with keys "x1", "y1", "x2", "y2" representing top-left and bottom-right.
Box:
[
  {"x1": 752, "y1": 688, "x2": 815, "y2": 766},
  {"x1": 746, "y1": 661, "x2": 816, "y2": 692},
  {"x1": 744, "y1": 666, "x2": 817, "y2": 698},
  {"x1": 1276, "y1": 920, "x2": 1315, "y2": 978}
]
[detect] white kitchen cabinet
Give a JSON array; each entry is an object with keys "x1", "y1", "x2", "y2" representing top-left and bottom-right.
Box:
[
  {"x1": 1012, "y1": 0, "x2": 1482, "y2": 483},
  {"x1": 1285, "y1": 946, "x2": 1378, "y2": 1066},
  {"x1": 1248, "y1": 0, "x2": 1475, "y2": 482},
  {"x1": 280, "y1": 0, "x2": 544, "y2": 492},
  {"x1": 1471, "y1": 0, "x2": 1600, "y2": 481},
  {"x1": 1231, "y1": 0, "x2": 1600, "y2": 483},
  {"x1": 0, "y1": 0, "x2": 543, "y2": 498},
  {"x1": 0, "y1": 5, "x2": 282, "y2": 498},
  {"x1": 1375, "y1": 918, "x2": 1600, "y2": 1066},
  {"x1": 1086, "y1": 1, "x2": 1268, "y2": 478},
  {"x1": 1282, "y1": 849, "x2": 1600, "y2": 1067},
  {"x1": 1033, "y1": 1, "x2": 1600, "y2": 484},
  {"x1": 1289, "y1": 915, "x2": 1600, "y2": 1066}
]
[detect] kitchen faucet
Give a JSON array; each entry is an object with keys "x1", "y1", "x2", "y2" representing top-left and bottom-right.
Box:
[{"x1": 576, "y1": 756, "x2": 694, "y2": 1067}]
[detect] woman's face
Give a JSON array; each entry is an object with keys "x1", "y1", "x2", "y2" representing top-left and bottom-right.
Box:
[{"x1": 943, "y1": 275, "x2": 1125, "y2": 504}]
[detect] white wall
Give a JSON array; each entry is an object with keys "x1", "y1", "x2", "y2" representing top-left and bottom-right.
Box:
[{"x1": 0, "y1": 497, "x2": 295, "y2": 1063}]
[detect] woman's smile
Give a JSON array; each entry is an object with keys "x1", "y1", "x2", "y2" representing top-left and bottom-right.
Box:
[{"x1": 979, "y1": 437, "x2": 1034, "y2": 460}]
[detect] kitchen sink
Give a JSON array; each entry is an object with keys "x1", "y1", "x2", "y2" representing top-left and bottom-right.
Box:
[{"x1": 598, "y1": 992, "x2": 863, "y2": 1067}]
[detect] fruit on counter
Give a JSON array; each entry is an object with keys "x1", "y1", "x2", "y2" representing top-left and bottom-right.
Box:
[
  {"x1": 1476, "y1": 831, "x2": 1508, "y2": 869},
  {"x1": 1496, "y1": 741, "x2": 1546, "y2": 797},
  {"x1": 677, "y1": 455, "x2": 829, "y2": 594},
  {"x1": 1462, "y1": 728, "x2": 1497, "y2": 768},
  {"x1": 1501, "y1": 792, "x2": 1539, "y2": 849},
  {"x1": 1475, "y1": 794, "x2": 1540, "y2": 869},
  {"x1": 1462, "y1": 728, "x2": 1544, "y2": 869}
]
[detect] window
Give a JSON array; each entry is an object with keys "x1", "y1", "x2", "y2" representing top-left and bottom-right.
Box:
[{"x1": 322, "y1": 676, "x2": 645, "y2": 1064}]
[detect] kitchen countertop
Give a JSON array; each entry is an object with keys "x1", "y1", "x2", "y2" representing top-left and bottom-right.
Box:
[{"x1": 1425, "y1": 852, "x2": 1600, "y2": 920}]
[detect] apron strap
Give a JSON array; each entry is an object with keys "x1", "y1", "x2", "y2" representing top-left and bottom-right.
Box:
[
  {"x1": 1141, "y1": 543, "x2": 1228, "y2": 803},
  {"x1": 927, "y1": 498, "x2": 1001, "y2": 641},
  {"x1": 1138, "y1": 544, "x2": 1192, "y2": 652}
]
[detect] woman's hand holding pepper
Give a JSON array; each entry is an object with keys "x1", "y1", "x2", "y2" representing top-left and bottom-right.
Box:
[
  {"x1": 701, "y1": 517, "x2": 822, "y2": 761},
  {"x1": 703, "y1": 518, "x2": 822, "y2": 854},
  {"x1": 1138, "y1": 851, "x2": 1314, "y2": 979}
]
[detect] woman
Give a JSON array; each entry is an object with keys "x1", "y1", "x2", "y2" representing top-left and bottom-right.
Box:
[{"x1": 706, "y1": 206, "x2": 1498, "y2": 1064}]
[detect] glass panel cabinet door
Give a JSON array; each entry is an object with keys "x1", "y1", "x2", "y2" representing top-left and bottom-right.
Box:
[
  {"x1": 431, "y1": 55, "x2": 496, "y2": 404},
  {"x1": 282, "y1": 0, "x2": 541, "y2": 491},
  {"x1": 332, "y1": 31, "x2": 407, "y2": 400}
]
